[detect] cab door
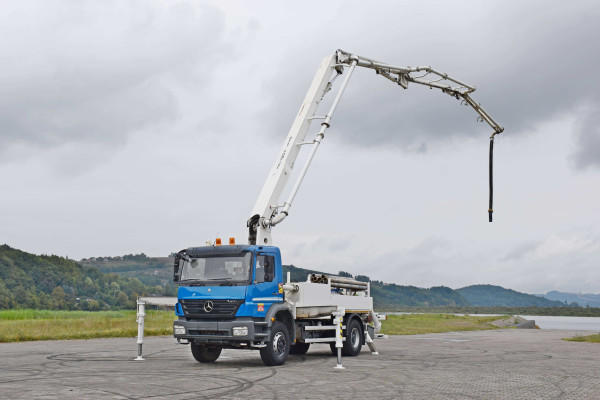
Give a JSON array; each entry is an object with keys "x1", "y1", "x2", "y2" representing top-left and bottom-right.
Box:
[{"x1": 247, "y1": 252, "x2": 282, "y2": 315}]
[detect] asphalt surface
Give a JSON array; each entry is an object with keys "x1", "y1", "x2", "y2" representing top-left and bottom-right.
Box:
[{"x1": 1, "y1": 329, "x2": 599, "y2": 399}]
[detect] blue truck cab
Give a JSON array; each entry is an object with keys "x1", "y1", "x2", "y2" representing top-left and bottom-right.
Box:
[{"x1": 173, "y1": 244, "x2": 295, "y2": 366}]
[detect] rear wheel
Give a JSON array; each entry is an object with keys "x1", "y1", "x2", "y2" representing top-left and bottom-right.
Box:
[
  {"x1": 342, "y1": 319, "x2": 363, "y2": 356},
  {"x1": 260, "y1": 321, "x2": 290, "y2": 366},
  {"x1": 329, "y1": 319, "x2": 363, "y2": 356},
  {"x1": 190, "y1": 343, "x2": 222, "y2": 363},
  {"x1": 289, "y1": 342, "x2": 310, "y2": 355}
]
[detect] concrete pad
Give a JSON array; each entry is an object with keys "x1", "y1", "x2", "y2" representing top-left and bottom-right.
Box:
[{"x1": 1, "y1": 329, "x2": 599, "y2": 399}]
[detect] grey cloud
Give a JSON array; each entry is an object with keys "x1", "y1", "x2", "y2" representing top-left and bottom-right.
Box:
[
  {"x1": 499, "y1": 241, "x2": 539, "y2": 262},
  {"x1": 408, "y1": 237, "x2": 448, "y2": 256},
  {"x1": 571, "y1": 102, "x2": 600, "y2": 169},
  {"x1": 259, "y1": 1, "x2": 600, "y2": 152},
  {"x1": 0, "y1": 1, "x2": 232, "y2": 158},
  {"x1": 295, "y1": 235, "x2": 356, "y2": 255},
  {"x1": 0, "y1": 80, "x2": 177, "y2": 149}
]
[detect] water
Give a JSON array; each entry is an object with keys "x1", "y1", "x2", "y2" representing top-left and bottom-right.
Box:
[
  {"x1": 519, "y1": 315, "x2": 600, "y2": 331},
  {"x1": 386, "y1": 312, "x2": 600, "y2": 331}
]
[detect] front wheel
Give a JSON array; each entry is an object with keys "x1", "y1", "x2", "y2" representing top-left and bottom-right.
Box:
[
  {"x1": 260, "y1": 321, "x2": 290, "y2": 366},
  {"x1": 191, "y1": 343, "x2": 222, "y2": 363}
]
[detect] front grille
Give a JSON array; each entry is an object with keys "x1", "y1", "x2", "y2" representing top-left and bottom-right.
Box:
[
  {"x1": 188, "y1": 330, "x2": 226, "y2": 336},
  {"x1": 180, "y1": 299, "x2": 244, "y2": 319}
]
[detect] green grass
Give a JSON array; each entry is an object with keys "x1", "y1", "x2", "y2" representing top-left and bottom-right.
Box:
[
  {"x1": 1, "y1": 310, "x2": 505, "y2": 343},
  {"x1": 564, "y1": 333, "x2": 600, "y2": 343},
  {"x1": 380, "y1": 313, "x2": 502, "y2": 335},
  {"x1": 0, "y1": 309, "x2": 174, "y2": 342}
]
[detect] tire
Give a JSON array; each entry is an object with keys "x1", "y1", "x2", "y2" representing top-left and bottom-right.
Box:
[
  {"x1": 260, "y1": 321, "x2": 290, "y2": 366},
  {"x1": 289, "y1": 342, "x2": 310, "y2": 355},
  {"x1": 342, "y1": 318, "x2": 363, "y2": 356},
  {"x1": 190, "y1": 343, "x2": 222, "y2": 363}
]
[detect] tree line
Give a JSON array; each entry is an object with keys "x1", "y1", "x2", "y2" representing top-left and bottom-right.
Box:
[{"x1": 0, "y1": 245, "x2": 173, "y2": 311}]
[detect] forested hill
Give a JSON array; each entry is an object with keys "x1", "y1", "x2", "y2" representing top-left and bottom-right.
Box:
[
  {"x1": 80, "y1": 254, "x2": 173, "y2": 289},
  {"x1": 456, "y1": 284, "x2": 565, "y2": 307},
  {"x1": 0, "y1": 245, "x2": 169, "y2": 310}
]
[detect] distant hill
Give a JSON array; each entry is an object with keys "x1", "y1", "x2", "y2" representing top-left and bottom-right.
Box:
[
  {"x1": 0, "y1": 245, "x2": 169, "y2": 310},
  {"x1": 370, "y1": 283, "x2": 469, "y2": 309},
  {"x1": 536, "y1": 291, "x2": 600, "y2": 307},
  {"x1": 457, "y1": 284, "x2": 565, "y2": 307}
]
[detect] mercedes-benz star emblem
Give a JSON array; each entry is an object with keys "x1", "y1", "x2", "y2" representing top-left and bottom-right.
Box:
[{"x1": 203, "y1": 300, "x2": 214, "y2": 313}]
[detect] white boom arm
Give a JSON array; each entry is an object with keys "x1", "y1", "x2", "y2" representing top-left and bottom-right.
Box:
[{"x1": 248, "y1": 49, "x2": 504, "y2": 245}]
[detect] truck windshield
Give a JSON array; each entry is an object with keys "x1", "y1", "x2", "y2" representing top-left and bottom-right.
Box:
[{"x1": 179, "y1": 252, "x2": 252, "y2": 284}]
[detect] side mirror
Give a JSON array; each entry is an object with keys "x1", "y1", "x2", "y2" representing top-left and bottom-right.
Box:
[{"x1": 173, "y1": 254, "x2": 181, "y2": 283}]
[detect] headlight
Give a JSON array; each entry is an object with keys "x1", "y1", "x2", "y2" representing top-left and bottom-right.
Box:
[
  {"x1": 232, "y1": 327, "x2": 248, "y2": 336},
  {"x1": 174, "y1": 325, "x2": 186, "y2": 335}
]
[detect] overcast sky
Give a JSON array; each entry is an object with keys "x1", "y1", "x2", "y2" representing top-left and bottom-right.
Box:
[{"x1": 1, "y1": 0, "x2": 599, "y2": 294}]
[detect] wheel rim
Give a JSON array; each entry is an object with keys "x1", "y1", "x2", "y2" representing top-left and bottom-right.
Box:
[
  {"x1": 350, "y1": 327, "x2": 360, "y2": 349},
  {"x1": 273, "y1": 332, "x2": 286, "y2": 356}
]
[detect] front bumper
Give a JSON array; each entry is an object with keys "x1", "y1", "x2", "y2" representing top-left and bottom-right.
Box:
[{"x1": 173, "y1": 319, "x2": 269, "y2": 343}]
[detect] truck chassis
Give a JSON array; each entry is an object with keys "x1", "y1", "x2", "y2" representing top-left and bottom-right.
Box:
[{"x1": 174, "y1": 267, "x2": 381, "y2": 367}]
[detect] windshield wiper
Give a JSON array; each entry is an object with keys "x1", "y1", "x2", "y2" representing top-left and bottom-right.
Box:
[
  {"x1": 182, "y1": 281, "x2": 206, "y2": 286},
  {"x1": 181, "y1": 277, "x2": 243, "y2": 286}
]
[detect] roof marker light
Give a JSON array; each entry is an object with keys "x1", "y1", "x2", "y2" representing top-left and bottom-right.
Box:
[
  {"x1": 229, "y1": 237, "x2": 235, "y2": 245},
  {"x1": 215, "y1": 238, "x2": 222, "y2": 246}
]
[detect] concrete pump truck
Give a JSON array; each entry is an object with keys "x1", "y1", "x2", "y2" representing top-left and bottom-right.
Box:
[{"x1": 172, "y1": 49, "x2": 504, "y2": 367}]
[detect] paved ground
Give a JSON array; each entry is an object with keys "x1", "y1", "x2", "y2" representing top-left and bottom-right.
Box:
[{"x1": 1, "y1": 329, "x2": 599, "y2": 399}]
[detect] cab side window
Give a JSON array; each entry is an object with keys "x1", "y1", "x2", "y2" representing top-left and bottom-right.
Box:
[
  {"x1": 264, "y1": 255, "x2": 274, "y2": 282},
  {"x1": 255, "y1": 255, "x2": 275, "y2": 283},
  {"x1": 255, "y1": 255, "x2": 266, "y2": 283}
]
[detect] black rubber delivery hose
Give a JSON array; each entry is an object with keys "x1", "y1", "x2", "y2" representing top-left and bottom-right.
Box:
[{"x1": 488, "y1": 136, "x2": 494, "y2": 222}]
